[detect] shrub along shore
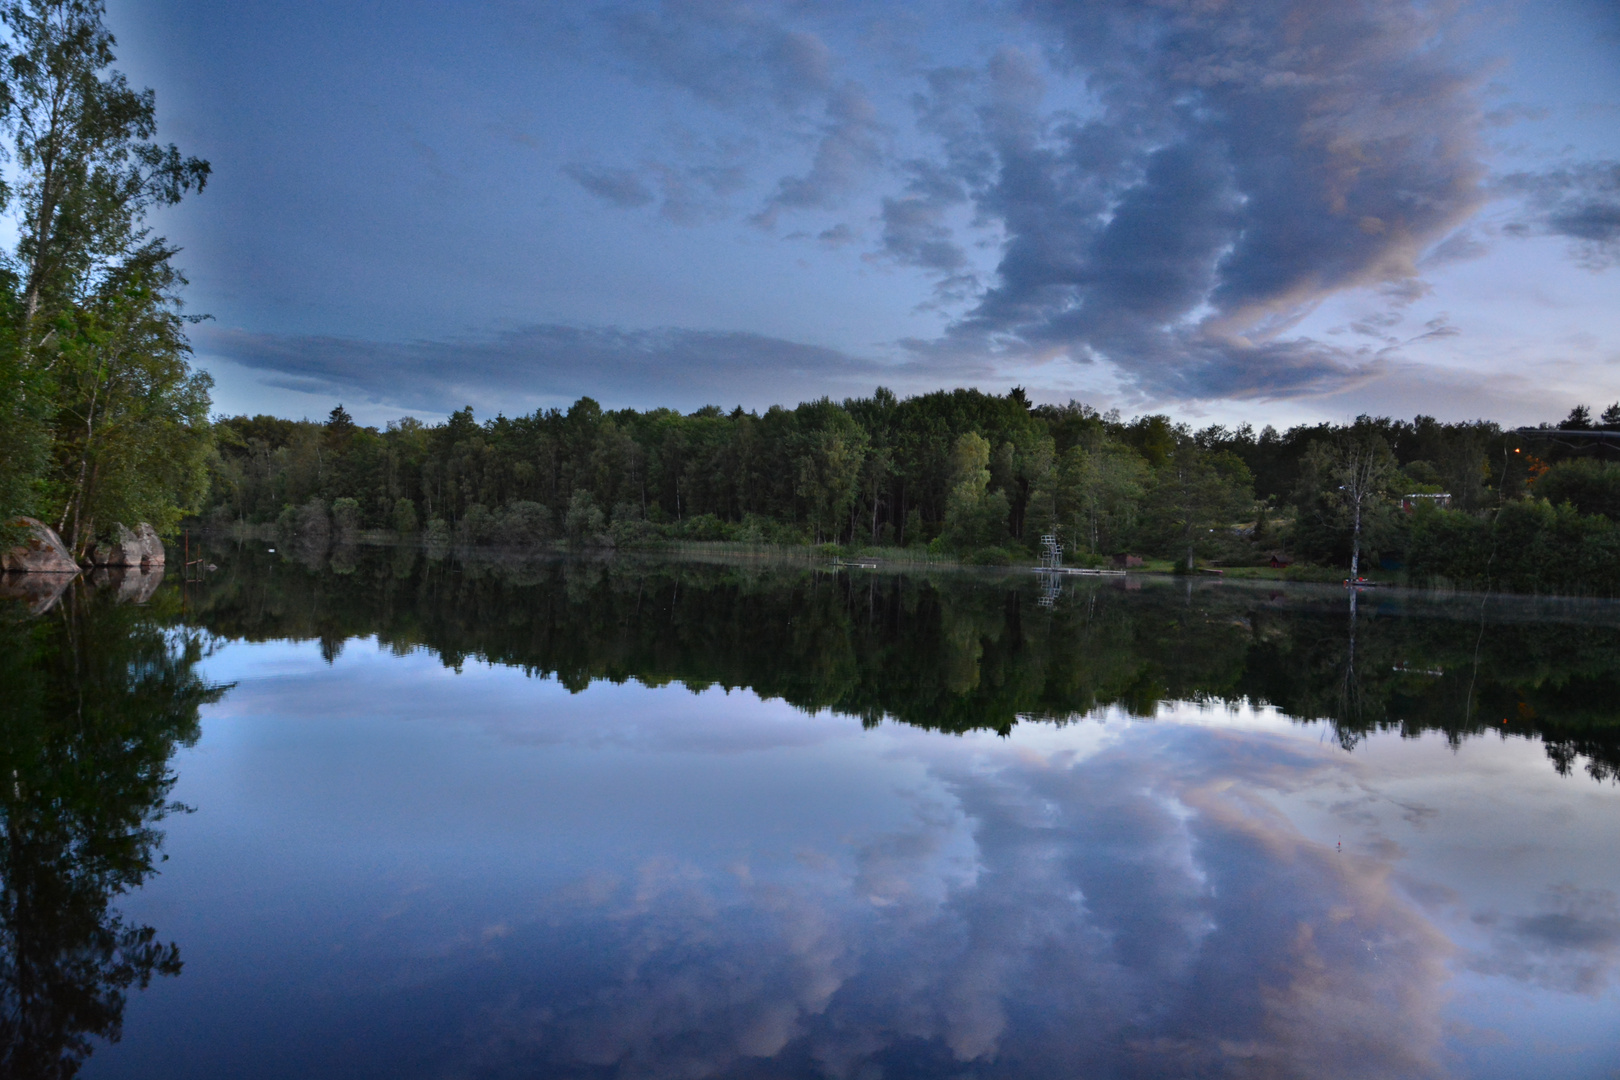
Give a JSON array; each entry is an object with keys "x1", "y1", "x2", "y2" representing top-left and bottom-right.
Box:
[{"x1": 198, "y1": 393, "x2": 1620, "y2": 597}]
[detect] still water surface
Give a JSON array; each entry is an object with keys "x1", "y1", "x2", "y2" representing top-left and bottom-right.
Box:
[{"x1": 4, "y1": 546, "x2": 1619, "y2": 1078}]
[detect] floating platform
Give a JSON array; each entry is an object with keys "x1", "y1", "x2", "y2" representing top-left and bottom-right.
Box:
[{"x1": 1033, "y1": 567, "x2": 1126, "y2": 576}]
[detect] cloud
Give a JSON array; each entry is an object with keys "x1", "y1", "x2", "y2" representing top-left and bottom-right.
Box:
[
  {"x1": 906, "y1": 0, "x2": 1492, "y2": 401},
  {"x1": 562, "y1": 2, "x2": 1511, "y2": 406},
  {"x1": 198, "y1": 323, "x2": 919, "y2": 416},
  {"x1": 815, "y1": 223, "x2": 854, "y2": 245},
  {"x1": 750, "y1": 82, "x2": 887, "y2": 228},
  {"x1": 603, "y1": 1, "x2": 833, "y2": 110},
  {"x1": 1500, "y1": 161, "x2": 1620, "y2": 269},
  {"x1": 584, "y1": 4, "x2": 893, "y2": 231},
  {"x1": 563, "y1": 162, "x2": 655, "y2": 207},
  {"x1": 878, "y1": 193, "x2": 965, "y2": 273}
]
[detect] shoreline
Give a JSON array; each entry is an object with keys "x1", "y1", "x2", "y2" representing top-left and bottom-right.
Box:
[{"x1": 191, "y1": 522, "x2": 1620, "y2": 611}]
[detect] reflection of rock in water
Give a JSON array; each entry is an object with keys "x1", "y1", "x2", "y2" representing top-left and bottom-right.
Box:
[
  {"x1": 88, "y1": 566, "x2": 166, "y2": 605},
  {"x1": 0, "y1": 581, "x2": 227, "y2": 1076},
  {"x1": 0, "y1": 571, "x2": 76, "y2": 615}
]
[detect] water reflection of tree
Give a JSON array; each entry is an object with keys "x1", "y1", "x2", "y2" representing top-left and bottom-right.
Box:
[
  {"x1": 187, "y1": 543, "x2": 1620, "y2": 782},
  {"x1": 0, "y1": 584, "x2": 227, "y2": 1077}
]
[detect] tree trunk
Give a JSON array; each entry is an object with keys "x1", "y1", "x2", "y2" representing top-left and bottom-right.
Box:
[{"x1": 1350, "y1": 495, "x2": 1362, "y2": 578}]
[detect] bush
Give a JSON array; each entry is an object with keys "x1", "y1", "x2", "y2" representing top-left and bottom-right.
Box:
[
  {"x1": 680, "y1": 513, "x2": 730, "y2": 541},
  {"x1": 904, "y1": 508, "x2": 926, "y2": 546},
  {"x1": 424, "y1": 518, "x2": 451, "y2": 550},
  {"x1": 609, "y1": 517, "x2": 664, "y2": 548},
  {"x1": 392, "y1": 498, "x2": 419, "y2": 534},
  {"x1": 968, "y1": 547, "x2": 1012, "y2": 566},
  {"x1": 458, "y1": 503, "x2": 496, "y2": 543},
  {"x1": 564, "y1": 490, "x2": 606, "y2": 544},
  {"x1": 331, "y1": 497, "x2": 361, "y2": 540},
  {"x1": 1407, "y1": 500, "x2": 1620, "y2": 596},
  {"x1": 494, "y1": 501, "x2": 552, "y2": 546},
  {"x1": 294, "y1": 499, "x2": 329, "y2": 542},
  {"x1": 1535, "y1": 459, "x2": 1620, "y2": 521}
]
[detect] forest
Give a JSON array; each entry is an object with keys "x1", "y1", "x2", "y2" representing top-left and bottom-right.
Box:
[
  {"x1": 2, "y1": 3, "x2": 1619, "y2": 598},
  {"x1": 201, "y1": 393, "x2": 1620, "y2": 595}
]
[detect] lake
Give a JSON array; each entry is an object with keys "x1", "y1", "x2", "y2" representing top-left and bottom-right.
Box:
[{"x1": 3, "y1": 542, "x2": 1618, "y2": 1079}]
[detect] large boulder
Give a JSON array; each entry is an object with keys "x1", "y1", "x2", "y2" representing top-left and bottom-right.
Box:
[
  {"x1": 135, "y1": 522, "x2": 166, "y2": 567},
  {"x1": 1, "y1": 517, "x2": 81, "y2": 574},
  {"x1": 88, "y1": 522, "x2": 165, "y2": 568},
  {"x1": 88, "y1": 524, "x2": 143, "y2": 567}
]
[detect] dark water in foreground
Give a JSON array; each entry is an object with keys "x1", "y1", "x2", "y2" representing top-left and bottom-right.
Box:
[{"x1": 3, "y1": 543, "x2": 1619, "y2": 1079}]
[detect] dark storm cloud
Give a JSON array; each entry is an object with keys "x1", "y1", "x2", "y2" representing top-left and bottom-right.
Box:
[
  {"x1": 201, "y1": 324, "x2": 914, "y2": 415},
  {"x1": 1501, "y1": 161, "x2": 1620, "y2": 268},
  {"x1": 905, "y1": 0, "x2": 1493, "y2": 399}
]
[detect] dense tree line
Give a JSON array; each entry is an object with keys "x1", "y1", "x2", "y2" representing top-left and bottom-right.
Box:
[
  {"x1": 205, "y1": 390, "x2": 1620, "y2": 591},
  {"x1": 0, "y1": 0, "x2": 212, "y2": 557}
]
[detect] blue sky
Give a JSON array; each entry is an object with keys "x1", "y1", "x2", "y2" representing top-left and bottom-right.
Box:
[{"x1": 104, "y1": 0, "x2": 1620, "y2": 426}]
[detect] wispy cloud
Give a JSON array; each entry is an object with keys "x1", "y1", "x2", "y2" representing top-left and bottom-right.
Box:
[
  {"x1": 750, "y1": 82, "x2": 888, "y2": 228},
  {"x1": 1501, "y1": 160, "x2": 1620, "y2": 269},
  {"x1": 562, "y1": 163, "x2": 655, "y2": 208},
  {"x1": 199, "y1": 323, "x2": 919, "y2": 416}
]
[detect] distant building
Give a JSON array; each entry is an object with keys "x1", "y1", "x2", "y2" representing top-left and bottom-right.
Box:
[{"x1": 1400, "y1": 493, "x2": 1451, "y2": 512}]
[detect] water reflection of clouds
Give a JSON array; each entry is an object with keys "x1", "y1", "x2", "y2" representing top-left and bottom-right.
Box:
[
  {"x1": 172, "y1": 641, "x2": 1620, "y2": 1078},
  {"x1": 1467, "y1": 885, "x2": 1620, "y2": 996},
  {"x1": 430, "y1": 722, "x2": 1463, "y2": 1077}
]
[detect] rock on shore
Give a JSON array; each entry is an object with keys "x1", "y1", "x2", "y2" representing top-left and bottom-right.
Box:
[
  {"x1": 88, "y1": 522, "x2": 166, "y2": 568},
  {"x1": 1, "y1": 517, "x2": 81, "y2": 574}
]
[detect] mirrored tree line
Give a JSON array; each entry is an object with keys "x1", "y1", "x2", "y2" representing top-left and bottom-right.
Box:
[{"x1": 188, "y1": 544, "x2": 1620, "y2": 783}]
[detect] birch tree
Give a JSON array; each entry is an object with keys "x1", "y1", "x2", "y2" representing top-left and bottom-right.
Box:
[
  {"x1": 0, "y1": 0, "x2": 212, "y2": 541},
  {"x1": 1317, "y1": 426, "x2": 1398, "y2": 579}
]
